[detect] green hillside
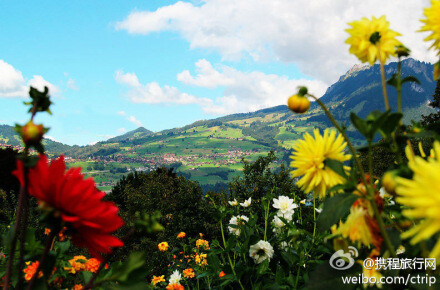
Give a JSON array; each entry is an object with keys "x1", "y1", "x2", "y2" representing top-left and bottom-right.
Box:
[{"x1": 1, "y1": 59, "x2": 436, "y2": 190}]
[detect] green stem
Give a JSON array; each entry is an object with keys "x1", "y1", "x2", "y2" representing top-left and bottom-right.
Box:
[
  {"x1": 312, "y1": 196, "x2": 316, "y2": 243},
  {"x1": 369, "y1": 198, "x2": 396, "y2": 257},
  {"x1": 294, "y1": 262, "x2": 302, "y2": 289},
  {"x1": 220, "y1": 220, "x2": 245, "y2": 290},
  {"x1": 308, "y1": 94, "x2": 396, "y2": 257},
  {"x1": 378, "y1": 49, "x2": 390, "y2": 110},
  {"x1": 368, "y1": 141, "x2": 374, "y2": 187},
  {"x1": 263, "y1": 200, "x2": 270, "y2": 241},
  {"x1": 397, "y1": 58, "x2": 402, "y2": 114}
]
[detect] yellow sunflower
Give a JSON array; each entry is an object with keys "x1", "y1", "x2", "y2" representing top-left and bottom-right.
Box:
[
  {"x1": 290, "y1": 129, "x2": 351, "y2": 199},
  {"x1": 396, "y1": 141, "x2": 440, "y2": 260},
  {"x1": 345, "y1": 15, "x2": 401, "y2": 65},
  {"x1": 420, "y1": 0, "x2": 440, "y2": 54}
]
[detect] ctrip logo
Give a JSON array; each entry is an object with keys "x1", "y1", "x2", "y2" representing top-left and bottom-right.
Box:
[{"x1": 329, "y1": 246, "x2": 358, "y2": 270}]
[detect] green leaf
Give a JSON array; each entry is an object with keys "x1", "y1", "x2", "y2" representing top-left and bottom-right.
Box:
[
  {"x1": 386, "y1": 73, "x2": 398, "y2": 87},
  {"x1": 305, "y1": 262, "x2": 361, "y2": 290},
  {"x1": 82, "y1": 271, "x2": 93, "y2": 284},
  {"x1": 317, "y1": 193, "x2": 358, "y2": 231},
  {"x1": 401, "y1": 76, "x2": 420, "y2": 85},
  {"x1": 350, "y1": 113, "x2": 368, "y2": 137},
  {"x1": 111, "y1": 252, "x2": 146, "y2": 283},
  {"x1": 379, "y1": 113, "x2": 403, "y2": 136},
  {"x1": 56, "y1": 240, "x2": 71, "y2": 255},
  {"x1": 324, "y1": 159, "x2": 348, "y2": 180},
  {"x1": 257, "y1": 259, "x2": 269, "y2": 275},
  {"x1": 369, "y1": 110, "x2": 390, "y2": 140}
]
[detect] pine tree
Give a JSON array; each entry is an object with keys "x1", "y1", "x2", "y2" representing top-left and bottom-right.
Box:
[{"x1": 421, "y1": 79, "x2": 440, "y2": 133}]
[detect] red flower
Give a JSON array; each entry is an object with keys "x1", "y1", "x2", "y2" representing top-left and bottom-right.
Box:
[{"x1": 13, "y1": 155, "x2": 124, "y2": 259}]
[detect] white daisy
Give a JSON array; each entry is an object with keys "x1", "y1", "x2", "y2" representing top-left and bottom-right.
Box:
[
  {"x1": 228, "y1": 199, "x2": 238, "y2": 206},
  {"x1": 240, "y1": 197, "x2": 251, "y2": 208},
  {"x1": 169, "y1": 270, "x2": 181, "y2": 284},
  {"x1": 228, "y1": 215, "x2": 249, "y2": 236},
  {"x1": 249, "y1": 240, "x2": 274, "y2": 264},
  {"x1": 273, "y1": 196, "x2": 297, "y2": 214}
]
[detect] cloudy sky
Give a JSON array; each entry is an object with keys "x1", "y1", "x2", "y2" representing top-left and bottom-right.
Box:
[{"x1": 0, "y1": 0, "x2": 436, "y2": 145}]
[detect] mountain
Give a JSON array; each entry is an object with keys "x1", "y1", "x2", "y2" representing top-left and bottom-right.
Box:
[
  {"x1": 0, "y1": 124, "x2": 72, "y2": 154},
  {"x1": 1, "y1": 59, "x2": 436, "y2": 190},
  {"x1": 60, "y1": 58, "x2": 436, "y2": 189},
  {"x1": 107, "y1": 127, "x2": 153, "y2": 142}
]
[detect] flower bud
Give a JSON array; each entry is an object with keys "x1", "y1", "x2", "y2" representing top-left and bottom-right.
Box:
[
  {"x1": 395, "y1": 45, "x2": 410, "y2": 58},
  {"x1": 21, "y1": 121, "x2": 44, "y2": 145},
  {"x1": 287, "y1": 94, "x2": 310, "y2": 114},
  {"x1": 382, "y1": 170, "x2": 399, "y2": 196},
  {"x1": 298, "y1": 86, "x2": 308, "y2": 96}
]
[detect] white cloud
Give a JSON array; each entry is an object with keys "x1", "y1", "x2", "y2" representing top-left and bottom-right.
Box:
[
  {"x1": 117, "y1": 127, "x2": 127, "y2": 134},
  {"x1": 127, "y1": 115, "x2": 143, "y2": 127},
  {"x1": 116, "y1": 109, "x2": 143, "y2": 127},
  {"x1": 67, "y1": 78, "x2": 78, "y2": 90},
  {"x1": 116, "y1": 60, "x2": 327, "y2": 115},
  {"x1": 116, "y1": 0, "x2": 436, "y2": 83},
  {"x1": 115, "y1": 70, "x2": 140, "y2": 87},
  {"x1": 183, "y1": 60, "x2": 327, "y2": 114},
  {"x1": 44, "y1": 135, "x2": 59, "y2": 142},
  {"x1": 0, "y1": 59, "x2": 59, "y2": 98},
  {"x1": 115, "y1": 70, "x2": 212, "y2": 106},
  {"x1": 28, "y1": 75, "x2": 60, "y2": 96}
]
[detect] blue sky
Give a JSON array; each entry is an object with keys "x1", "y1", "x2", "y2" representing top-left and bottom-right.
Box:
[{"x1": 0, "y1": 0, "x2": 434, "y2": 145}]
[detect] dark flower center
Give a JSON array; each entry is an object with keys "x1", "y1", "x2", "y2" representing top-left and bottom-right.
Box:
[{"x1": 369, "y1": 32, "x2": 381, "y2": 44}]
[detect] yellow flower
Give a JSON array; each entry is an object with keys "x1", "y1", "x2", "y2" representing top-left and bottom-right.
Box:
[
  {"x1": 72, "y1": 285, "x2": 84, "y2": 290},
  {"x1": 195, "y1": 239, "x2": 210, "y2": 250},
  {"x1": 290, "y1": 129, "x2": 351, "y2": 199},
  {"x1": 182, "y1": 268, "x2": 195, "y2": 278},
  {"x1": 346, "y1": 16, "x2": 401, "y2": 65},
  {"x1": 195, "y1": 253, "x2": 208, "y2": 266},
  {"x1": 334, "y1": 206, "x2": 372, "y2": 247},
  {"x1": 177, "y1": 232, "x2": 186, "y2": 239},
  {"x1": 396, "y1": 141, "x2": 440, "y2": 259},
  {"x1": 64, "y1": 255, "x2": 87, "y2": 274},
  {"x1": 151, "y1": 275, "x2": 165, "y2": 285},
  {"x1": 158, "y1": 242, "x2": 169, "y2": 252},
  {"x1": 360, "y1": 260, "x2": 383, "y2": 289},
  {"x1": 420, "y1": 0, "x2": 440, "y2": 54}
]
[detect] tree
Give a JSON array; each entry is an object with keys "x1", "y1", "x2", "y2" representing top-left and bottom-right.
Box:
[
  {"x1": 0, "y1": 148, "x2": 19, "y2": 226},
  {"x1": 106, "y1": 167, "x2": 219, "y2": 273},
  {"x1": 421, "y1": 79, "x2": 440, "y2": 134}
]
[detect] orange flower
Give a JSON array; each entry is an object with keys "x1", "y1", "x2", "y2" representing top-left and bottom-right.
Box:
[
  {"x1": 166, "y1": 283, "x2": 184, "y2": 290},
  {"x1": 199, "y1": 233, "x2": 204, "y2": 238},
  {"x1": 23, "y1": 261, "x2": 43, "y2": 281},
  {"x1": 64, "y1": 256, "x2": 87, "y2": 274},
  {"x1": 72, "y1": 285, "x2": 83, "y2": 290},
  {"x1": 219, "y1": 271, "x2": 226, "y2": 278},
  {"x1": 177, "y1": 232, "x2": 186, "y2": 239},
  {"x1": 195, "y1": 239, "x2": 209, "y2": 250},
  {"x1": 85, "y1": 258, "x2": 100, "y2": 273},
  {"x1": 13, "y1": 155, "x2": 123, "y2": 259},
  {"x1": 151, "y1": 275, "x2": 165, "y2": 285},
  {"x1": 44, "y1": 228, "x2": 51, "y2": 235},
  {"x1": 182, "y1": 268, "x2": 195, "y2": 279},
  {"x1": 58, "y1": 227, "x2": 68, "y2": 241},
  {"x1": 158, "y1": 242, "x2": 169, "y2": 252}
]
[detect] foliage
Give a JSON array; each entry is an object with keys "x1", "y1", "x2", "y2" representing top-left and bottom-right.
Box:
[{"x1": 106, "y1": 168, "x2": 220, "y2": 274}]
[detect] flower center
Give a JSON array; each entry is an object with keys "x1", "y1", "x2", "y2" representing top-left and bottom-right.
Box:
[{"x1": 369, "y1": 31, "x2": 381, "y2": 44}]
